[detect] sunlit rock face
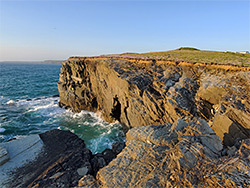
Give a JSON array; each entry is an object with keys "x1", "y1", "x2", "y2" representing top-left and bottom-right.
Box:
[
  {"x1": 79, "y1": 119, "x2": 250, "y2": 188},
  {"x1": 58, "y1": 57, "x2": 250, "y2": 146}
]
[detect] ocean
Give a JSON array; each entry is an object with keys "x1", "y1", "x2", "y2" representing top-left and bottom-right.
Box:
[{"x1": 0, "y1": 63, "x2": 124, "y2": 153}]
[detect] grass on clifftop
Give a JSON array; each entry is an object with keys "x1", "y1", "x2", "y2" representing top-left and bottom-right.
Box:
[
  {"x1": 116, "y1": 48, "x2": 250, "y2": 66},
  {"x1": 177, "y1": 47, "x2": 200, "y2": 51}
]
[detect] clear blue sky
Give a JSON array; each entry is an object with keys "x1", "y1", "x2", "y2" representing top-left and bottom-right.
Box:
[{"x1": 0, "y1": 0, "x2": 249, "y2": 61}]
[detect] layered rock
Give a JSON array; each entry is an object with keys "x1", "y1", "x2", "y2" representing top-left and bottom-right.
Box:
[
  {"x1": 79, "y1": 119, "x2": 250, "y2": 188},
  {"x1": 1, "y1": 130, "x2": 124, "y2": 188},
  {"x1": 0, "y1": 135, "x2": 43, "y2": 187},
  {"x1": 58, "y1": 57, "x2": 250, "y2": 146}
]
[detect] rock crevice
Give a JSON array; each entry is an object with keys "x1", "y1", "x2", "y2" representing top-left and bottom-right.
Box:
[
  {"x1": 0, "y1": 130, "x2": 125, "y2": 188},
  {"x1": 58, "y1": 57, "x2": 250, "y2": 146}
]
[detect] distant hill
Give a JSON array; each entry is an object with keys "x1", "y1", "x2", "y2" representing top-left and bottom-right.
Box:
[
  {"x1": 43, "y1": 60, "x2": 63, "y2": 64},
  {"x1": 0, "y1": 60, "x2": 63, "y2": 64},
  {"x1": 177, "y1": 47, "x2": 200, "y2": 51}
]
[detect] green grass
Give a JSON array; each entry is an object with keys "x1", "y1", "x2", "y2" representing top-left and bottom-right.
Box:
[
  {"x1": 118, "y1": 48, "x2": 250, "y2": 66},
  {"x1": 177, "y1": 47, "x2": 200, "y2": 51}
]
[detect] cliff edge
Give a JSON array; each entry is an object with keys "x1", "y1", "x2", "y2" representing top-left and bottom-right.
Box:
[{"x1": 58, "y1": 57, "x2": 250, "y2": 146}]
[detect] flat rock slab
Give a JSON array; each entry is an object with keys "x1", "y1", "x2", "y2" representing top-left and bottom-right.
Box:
[
  {"x1": 0, "y1": 129, "x2": 124, "y2": 188},
  {"x1": 0, "y1": 134, "x2": 43, "y2": 188},
  {"x1": 0, "y1": 146, "x2": 9, "y2": 166},
  {"x1": 6, "y1": 129, "x2": 92, "y2": 188}
]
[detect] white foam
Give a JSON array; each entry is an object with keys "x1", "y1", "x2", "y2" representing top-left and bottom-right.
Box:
[
  {"x1": 2, "y1": 95, "x2": 125, "y2": 154},
  {"x1": 6, "y1": 100, "x2": 15, "y2": 105},
  {"x1": 0, "y1": 128, "x2": 6, "y2": 133},
  {"x1": 13, "y1": 97, "x2": 65, "y2": 117},
  {"x1": 89, "y1": 136, "x2": 113, "y2": 153}
]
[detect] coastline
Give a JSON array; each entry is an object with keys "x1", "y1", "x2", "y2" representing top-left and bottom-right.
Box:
[{"x1": 0, "y1": 55, "x2": 249, "y2": 187}]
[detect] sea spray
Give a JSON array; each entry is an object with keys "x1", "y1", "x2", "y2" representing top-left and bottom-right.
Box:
[
  {"x1": 0, "y1": 63, "x2": 124, "y2": 153},
  {"x1": 1, "y1": 96, "x2": 125, "y2": 153}
]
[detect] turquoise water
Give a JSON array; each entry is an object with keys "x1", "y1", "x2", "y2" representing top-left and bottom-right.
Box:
[{"x1": 0, "y1": 63, "x2": 124, "y2": 153}]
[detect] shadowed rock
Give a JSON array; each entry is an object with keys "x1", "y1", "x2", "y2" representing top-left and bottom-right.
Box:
[
  {"x1": 0, "y1": 130, "x2": 124, "y2": 188},
  {"x1": 58, "y1": 57, "x2": 250, "y2": 146},
  {"x1": 78, "y1": 118, "x2": 249, "y2": 188}
]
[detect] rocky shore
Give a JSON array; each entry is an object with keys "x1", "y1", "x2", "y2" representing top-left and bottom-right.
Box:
[
  {"x1": 0, "y1": 129, "x2": 125, "y2": 188},
  {"x1": 58, "y1": 57, "x2": 250, "y2": 146},
  {"x1": 57, "y1": 57, "x2": 250, "y2": 187},
  {"x1": 1, "y1": 57, "x2": 249, "y2": 187}
]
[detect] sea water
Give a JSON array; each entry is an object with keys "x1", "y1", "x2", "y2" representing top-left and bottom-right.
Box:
[{"x1": 0, "y1": 63, "x2": 125, "y2": 153}]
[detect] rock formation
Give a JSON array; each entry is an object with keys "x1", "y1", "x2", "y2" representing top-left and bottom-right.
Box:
[
  {"x1": 58, "y1": 57, "x2": 250, "y2": 146},
  {"x1": 1, "y1": 56, "x2": 249, "y2": 187},
  {"x1": 0, "y1": 130, "x2": 124, "y2": 188},
  {"x1": 0, "y1": 134, "x2": 43, "y2": 187},
  {"x1": 78, "y1": 118, "x2": 250, "y2": 188}
]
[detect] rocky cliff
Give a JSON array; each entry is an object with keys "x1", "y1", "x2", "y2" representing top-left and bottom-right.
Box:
[
  {"x1": 84, "y1": 118, "x2": 250, "y2": 188},
  {"x1": 1, "y1": 56, "x2": 249, "y2": 188},
  {"x1": 1, "y1": 122, "x2": 249, "y2": 188},
  {"x1": 58, "y1": 57, "x2": 250, "y2": 146}
]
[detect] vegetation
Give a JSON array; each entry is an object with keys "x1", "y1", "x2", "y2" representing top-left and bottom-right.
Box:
[
  {"x1": 112, "y1": 48, "x2": 250, "y2": 66},
  {"x1": 177, "y1": 47, "x2": 200, "y2": 51}
]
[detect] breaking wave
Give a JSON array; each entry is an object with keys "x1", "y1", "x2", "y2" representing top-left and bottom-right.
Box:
[{"x1": 1, "y1": 96, "x2": 125, "y2": 153}]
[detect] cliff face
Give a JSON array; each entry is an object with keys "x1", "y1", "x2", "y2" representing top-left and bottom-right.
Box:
[
  {"x1": 58, "y1": 57, "x2": 250, "y2": 146},
  {"x1": 95, "y1": 119, "x2": 250, "y2": 188}
]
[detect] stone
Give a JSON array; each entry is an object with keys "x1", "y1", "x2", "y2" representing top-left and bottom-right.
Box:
[
  {"x1": 1, "y1": 130, "x2": 92, "y2": 188},
  {"x1": 96, "y1": 120, "x2": 224, "y2": 187},
  {"x1": 196, "y1": 118, "x2": 223, "y2": 154},
  {"x1": 111, "y1": 141, "x2": 125, "y2": 154},
  {"x1": 77, "y1": 167, "x2": 89, "y2": 176},
  {"x1": 102, "y1": 148, "x2": 116, "y2": 164},
  {"x1": 0, "y1": 129, "x2": 125, "y2": 188},
  {"x1": 78, "y1": 175, "x2": 99, "y2": 188},
  {"x1": 0, "y1": 134, "x2": 44, "y2": 188},
  {"x1": 0, "y1": 146, "x2": 9, "y2": 166},
  {"x1": 95, "y1": 120, "x2": 250, "y2": 188},
  {"x1": 50, "y1": 172, "x2": 64, "y2": 179},
  {"x1": 170, "y1": 118, "x2": 188, "y2": 132},
  {"x1": 227, "y1": 146, "x2": 237, "y2": 156},
  {"x1": 91, "y1": 156, "x2": 106, "y2": 176},
  {"x1": 212, "y1": 114, "x2": 233, "y2": 141}
]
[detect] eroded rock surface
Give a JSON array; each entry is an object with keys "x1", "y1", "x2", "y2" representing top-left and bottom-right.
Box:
[
  {"x1": 80, "y1": 119, "x2": 249, "y2": 188},
  {"x1": 0, "y1": 135, "x2": 43, "y2": 187},
  {"x1": 4, "y1": 130, "x2": 124, "y2": 188},
  {"x1": 58, "y1": 57, "x2": 250, "y2": 146}
]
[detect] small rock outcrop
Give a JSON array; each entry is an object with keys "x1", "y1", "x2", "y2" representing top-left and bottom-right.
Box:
[
  {"x1": 0, "y1": 134, "x2": 43, "y2": 187},
  {"x1": 58, "y1": 57, "x2": 250, "y2": 146},
  {"x1": 80, "y1": 118, "x2": 250, "y2": 188},
  {"x1": 1, "y1": 129, "x2": 124, "y2": 188}
]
